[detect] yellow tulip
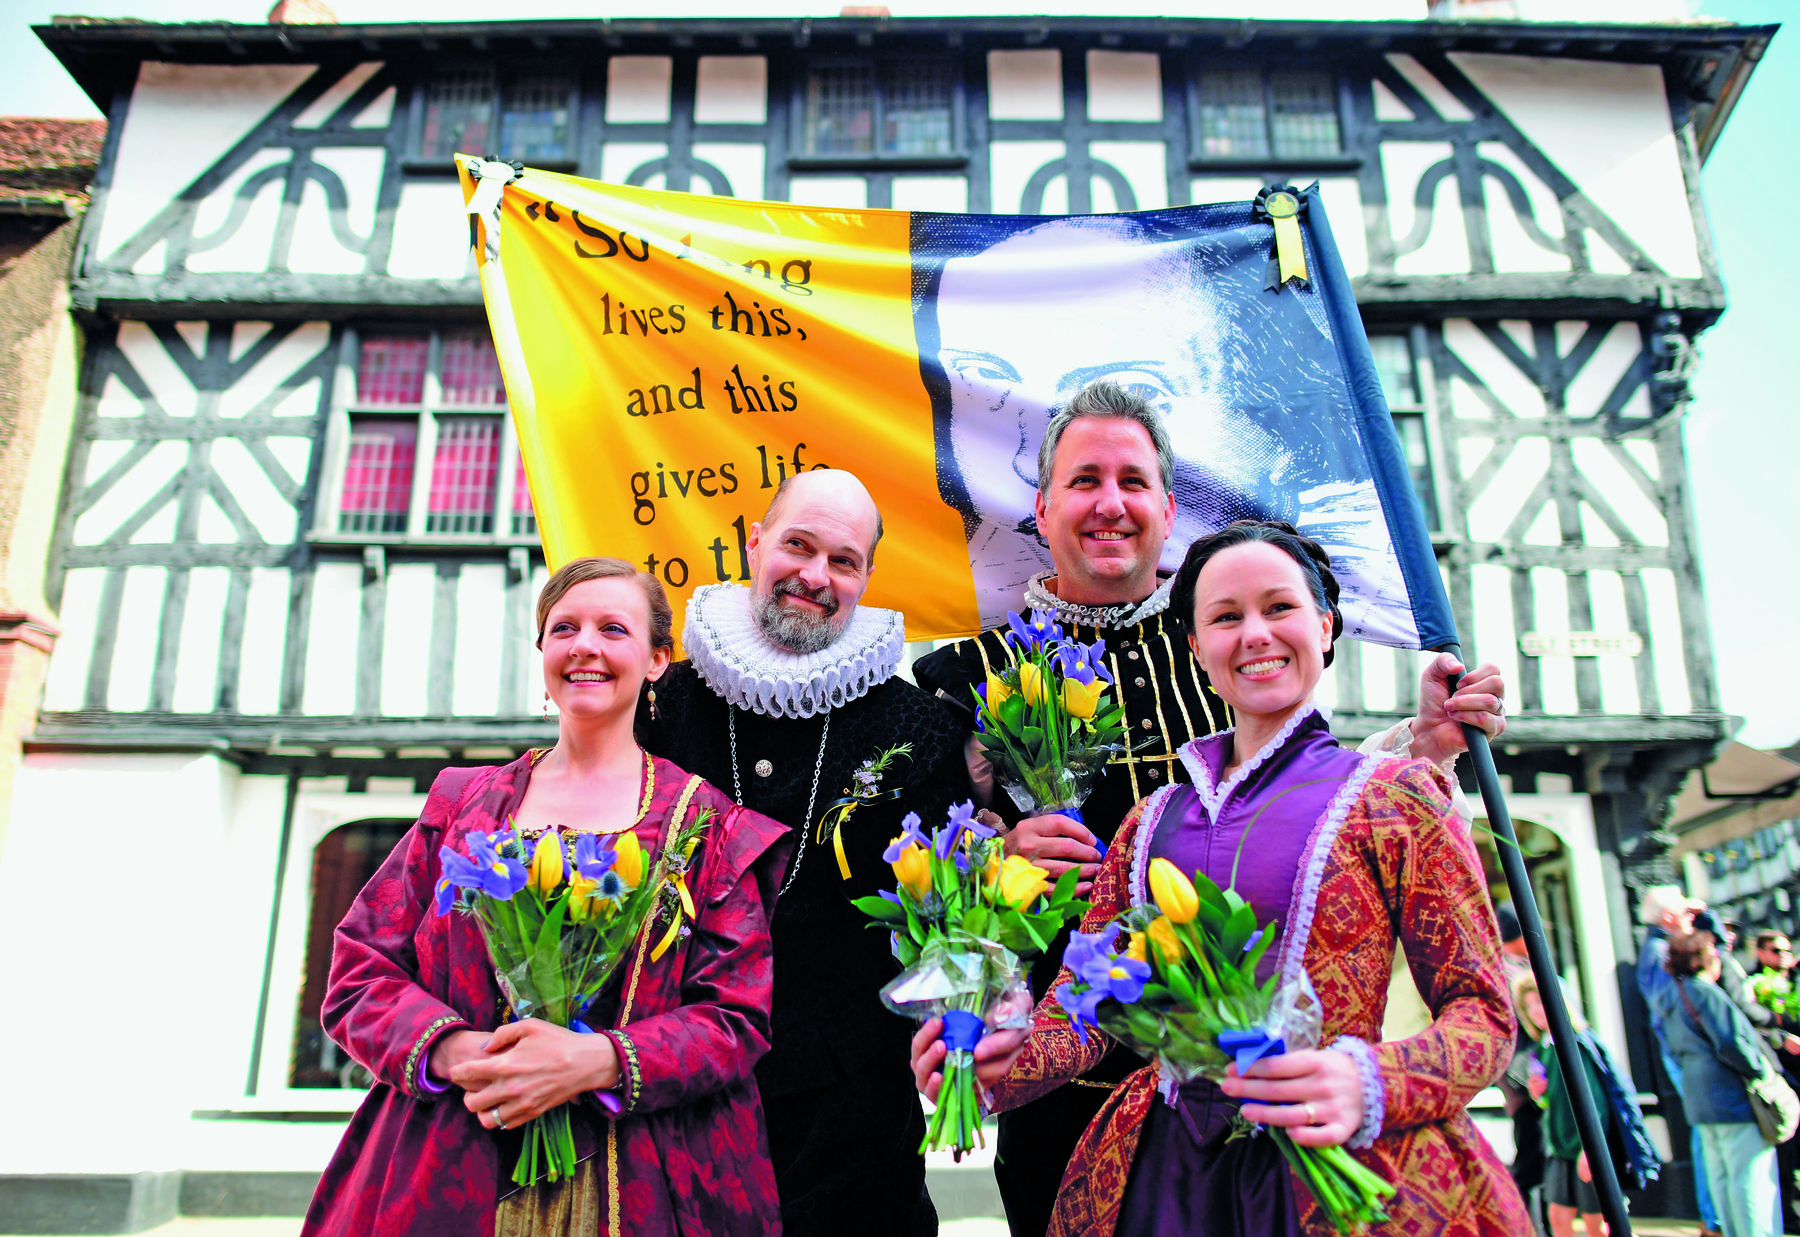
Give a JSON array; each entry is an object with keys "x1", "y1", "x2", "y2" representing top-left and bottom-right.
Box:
[
  {"x1": 996, "y1": 854, "x2": 1053, "y2": 910},
  {"x1": 891, "y1": 842, "x2": 932, "y2": 900},
  {"x1": 983, "y1": 847, "x2": 1003, "y2": 891},
  {"x1": 1148, "y1": 858, "x2": 1200, "y2": 924},
  {"x1": 1019, "y1": 660, "x2": 1046, "y2": 708},
  {"x1": 529, "y1": 832, "x2": 565, "y2": 895},
  {"x1": 1126, "y1": 931, "x2": 1148, "y2": 963},
  {"x1": 567, "y1": 873, "x2": 599, "y2": 923},
  {"x1": 613, "y1": 833, "x2": 646, "y2": 888},
  {"x1": 985, "y1": 674, "x2": 1013, "y2": 708},
  {"x1": 1146, "y1": 915, "x2": 1183, "y2": 965},
  {"x1": 1062, "y1": 677, "x2": 1106, "y2": 721}
]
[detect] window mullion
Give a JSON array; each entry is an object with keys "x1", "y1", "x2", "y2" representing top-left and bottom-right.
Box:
[
  {"x1": 1262, "y1": 70, "x2": 1278, "y2": 160},
  {"x1": 495, "y1": 410, "x2": 521, "y2": 539},
  {"x1": 317, "y1": 326, "x2": 359, "y2": 535},
  {"x1": 408, "y1": 333, "x2": 445, "y2": 536}
]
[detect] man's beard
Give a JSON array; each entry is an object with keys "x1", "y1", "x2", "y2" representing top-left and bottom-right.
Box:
[{"x1": 753, "y1": 577, "x2": 849, "y2": 654}]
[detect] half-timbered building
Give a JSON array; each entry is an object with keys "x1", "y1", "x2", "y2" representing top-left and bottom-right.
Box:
[{"x1": 0, "y1": 9, "x2": 1773, "y2": 1227}]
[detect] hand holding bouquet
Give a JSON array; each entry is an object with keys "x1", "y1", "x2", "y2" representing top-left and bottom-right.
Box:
[
  {"x1": 1053, "y1": 858, "x2": 1395, "y2": 1232},
  {"x1": 852, "y1": 801, "x2": 1088, "y2": 1156},
  {"x1": 972, "y1": 610, "x2": 1129, "y2": 817},
  {"x1": 434, "y1": 812, "x2": 711, "y2": 1186}
]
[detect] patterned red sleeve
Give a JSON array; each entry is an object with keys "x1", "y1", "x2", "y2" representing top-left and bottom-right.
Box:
[
  {"x1": 1366, "y1": 760, "x2": 1517, "y2": 1131},
  {"x1": 990, "y1": 805, "x2": 1143, "y2": 1112},
  {"x1": 614, "y1": 804, "x2": 791, "y2": 1115},
  {"x1": 321, "y1": 817, "x2": 469, "y2": 1100}
]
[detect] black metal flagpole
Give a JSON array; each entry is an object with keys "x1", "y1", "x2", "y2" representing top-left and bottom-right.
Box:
[{"x1": 1444, "y1": 646, "x2": 1632, "y2": 1237}]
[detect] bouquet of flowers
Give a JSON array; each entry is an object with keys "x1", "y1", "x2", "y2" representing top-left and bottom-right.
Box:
[
  {"x1": 972, "y1": 610, "x2": 1129, "y2": 819},
  {"x1": 1753, "y1": 968, "x2": 1800, "y2": 1021},
  {"x1": 1052, "y1": 857, "x2": 1396, "y2": 1232},
  {"x1": 434, "y1": 812, "x2": 711, "y2": 1186},
  {"x1": 852, "y1": 801, "x2": 1088, "y2": 1157}
]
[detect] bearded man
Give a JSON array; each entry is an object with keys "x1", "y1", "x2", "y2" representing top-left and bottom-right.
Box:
[
  {"x1": 638, "y1": 467, "x2": 967, "y2": 1237},
  {"x1": 913, "y1": 378, "x2": 1508, "y2": 1237}
]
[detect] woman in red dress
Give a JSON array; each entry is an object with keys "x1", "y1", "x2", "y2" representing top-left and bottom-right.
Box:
[{"x1": 304, "y1": 557, "x2": 790, "y2": 1236}]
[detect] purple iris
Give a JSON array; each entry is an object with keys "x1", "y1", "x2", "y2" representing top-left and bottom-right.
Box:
[
  {"x1": 883, "y1": 812, "x2": 930, "y2": 863},
  {"x1": 932, "y1": 801, "x2": 994, "y2": 859},
  {"x1": 1006, "y1": 609, "x2": 1063, "y2": 652},
  {"x1": 973, "y1": 682, "x2": 988, "y2": 732},
  {"x1": 1054, "y1": 929, "x2": 1150, "y2": 1043},
  {"x1": 1243, "y1": 928, "x2": 1265, "y2": 954},
  {"x1": 573, "y1": 833, "x2": 616, "y2": 880},
  {"x1": 1056, "y1": 639, "x2": 1115, "y2": 686},
  {"x1": 879, "y1": 889, "x2": 904, "y2": 907},
  {"x1": 437, "y1": 834, "x2": 528, "y2": 906}
]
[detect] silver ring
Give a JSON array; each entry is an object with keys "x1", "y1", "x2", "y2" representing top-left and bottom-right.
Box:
[
  {"x1": 1303, "y1": 1102, "x2": 1317, "y2": 1125},
  {"x1": 491, "y1": 1108, "x2": 507, "y2": 1130}
]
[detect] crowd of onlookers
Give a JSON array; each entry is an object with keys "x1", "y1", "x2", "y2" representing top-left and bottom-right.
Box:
[{"x1": 1493, "y1": 886, "x2": 1800, "y2": 1237}]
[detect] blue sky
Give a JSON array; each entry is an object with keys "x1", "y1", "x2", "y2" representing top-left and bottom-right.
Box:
[{"x1": 5, "y1": 1, "x2": 1793, "y2": 746}]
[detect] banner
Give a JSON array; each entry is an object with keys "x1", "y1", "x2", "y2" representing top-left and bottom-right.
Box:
[{"x1": 461, "y1": 157, "x2": 1454, "y2": 651}]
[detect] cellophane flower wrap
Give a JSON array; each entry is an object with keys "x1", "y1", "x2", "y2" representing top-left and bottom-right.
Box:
[
  {"x1": 851, "y1": 801, "x2": 1088, "y2": 1157},
  {"x1": 971, "y1": 610, "x2": 1128, "y2": 817},
  {"x1": 1053, "y1": 858, "x2": 1396, "y2": 1232},
  {"x1": 434, "y1": 811, "x2": 712, "y2": 1187}
]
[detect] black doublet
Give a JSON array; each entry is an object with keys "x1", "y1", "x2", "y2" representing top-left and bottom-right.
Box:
[
  {"x1": 913, "y1": 606, "x2": 1230, "y2": 1237},
  {"x1": 638, "y1": 660, "x2": 971, "y2": 1236}
]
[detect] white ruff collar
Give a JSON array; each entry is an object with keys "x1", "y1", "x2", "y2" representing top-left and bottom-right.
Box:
[
  {"x1": 684, "y1": 583, "x2": 907, "y2": 719},
  {"x1": 1022, "y1": 571, "x2": 1175, "y2": 630}
]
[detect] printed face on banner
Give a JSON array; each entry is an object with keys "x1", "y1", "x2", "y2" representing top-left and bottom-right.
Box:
[{"x1": 914, "y1": 212, "x2": 1418, "y2": 642}]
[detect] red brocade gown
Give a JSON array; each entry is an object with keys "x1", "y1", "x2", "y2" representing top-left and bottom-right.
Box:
[{"x1": 301, "y1": 752, "x2": 792, "y2": 1237}]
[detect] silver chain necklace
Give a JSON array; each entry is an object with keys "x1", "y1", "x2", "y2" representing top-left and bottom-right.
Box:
[{"x1": 730, "y1": 705, "x2": 831, "y2": 897}]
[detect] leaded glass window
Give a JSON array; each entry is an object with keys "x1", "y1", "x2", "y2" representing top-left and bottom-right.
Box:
[
  {"x1": 1193, "y1": 67, "x2": 1341, "y2": 161},
  {"x1": 800, "y1": 59, "x2": 957, "y2": 159}
]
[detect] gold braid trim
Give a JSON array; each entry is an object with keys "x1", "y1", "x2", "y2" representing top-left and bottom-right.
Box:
[
  {"x1": 403, "y1": 1015, "x2": 465, "y2": 1098},
  {"x1": 607, "y1": 773, "x2": 704, "y2": 1236}
]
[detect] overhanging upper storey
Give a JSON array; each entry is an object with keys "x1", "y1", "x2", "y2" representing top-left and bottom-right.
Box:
[{"x1": 36, "y1": 14, "x2": 1775, "y2": 326}]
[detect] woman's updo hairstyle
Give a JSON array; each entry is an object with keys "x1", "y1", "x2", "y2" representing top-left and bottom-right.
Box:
[
  {"x1": 1170, "y1": 520, "x2": 1344, "y2": 667},
  {"x1": 535, "y1": 556, "x2": 674, "y2": 651}
]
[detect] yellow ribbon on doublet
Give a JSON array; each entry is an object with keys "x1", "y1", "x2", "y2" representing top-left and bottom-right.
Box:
[{"x1": 1264, "y1": 189, "x2": 1309, "y2": 287}]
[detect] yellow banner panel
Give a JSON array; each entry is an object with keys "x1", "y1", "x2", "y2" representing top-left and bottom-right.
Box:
[{"x1": 465, "y1": 161, "x2": 980, "y2": 643}]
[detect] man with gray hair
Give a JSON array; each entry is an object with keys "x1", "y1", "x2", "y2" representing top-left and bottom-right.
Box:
[
  {"x1": 640, "y1": 468, "x2": 967, "y2": 1237},
  {"x1": 914, "y1": 377, "x2": 1509, "y2": 1237}
]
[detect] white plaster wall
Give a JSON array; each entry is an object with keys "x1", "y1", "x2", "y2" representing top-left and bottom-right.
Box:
[
  {"x1": 1450, "y1": 53, "x2": 1702, "y2": 279},
  {"x1": 0, "y1": 755, "x2": 277, "y2": 1172},
  {"x1": 94, "y1": 63, "x2": 316, "y2": 270},
  {"x1": 694, "y1": 56, "x2": 766, "y2": 125},
  {"x1": 387, "y1": 181, "x2": 472, "y2": 280}
]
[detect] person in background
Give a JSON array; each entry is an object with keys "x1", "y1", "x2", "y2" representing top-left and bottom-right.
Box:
[
  {"x1": 1516, "y1": 973, "x2": 1659, "y2": 1237},
  {"x1": 1757, "y1": 932, "x2": 1797, "y2": 984},
  {"x1": 1749, "y1": 930, "x2": 1800, "y2": 1233},
  {"x1": 1638, "y1": 885, "x2": 1722, "y2": 1237},
  {"x1": 1496, "y1": 904, "x2": 1548, "y2": 1213},
  {"x1": 1654, "y1": 930, "x2": 1781, "y2": 1237}
]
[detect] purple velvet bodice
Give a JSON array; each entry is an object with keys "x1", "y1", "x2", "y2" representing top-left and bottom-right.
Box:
[{"x1": 1146, "y1": 706, "x2": 1366, "y2": 982}]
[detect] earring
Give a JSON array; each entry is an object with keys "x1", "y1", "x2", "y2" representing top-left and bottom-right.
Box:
[
  {"x1": 648, "y1": 686, "x2": 659, "y2": 721},
  {"x1": 543, "y1": 690, "x2": 551, "y2": 720}
]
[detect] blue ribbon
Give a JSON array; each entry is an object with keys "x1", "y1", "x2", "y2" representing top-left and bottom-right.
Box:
[
  {"x1": 941, "y1": 1009, "x2": 986, "y2": 1053},
  {"x1": 1217, "y1": 1028, "x2": 1286, "y2": 1075}
]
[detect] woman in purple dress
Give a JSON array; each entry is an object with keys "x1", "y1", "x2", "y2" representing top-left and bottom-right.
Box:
[{"x1": 910, "y1": 521, "x2": 1526, "y2": 1236}]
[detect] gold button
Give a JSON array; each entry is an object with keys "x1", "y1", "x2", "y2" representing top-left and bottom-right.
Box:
[
  {"x1": 1134, "y1": 676, "x2": 1146, "y2": 688},
  {"x1": 1148, "y1": 766, "x2": 1161, "y2": 779},
  {"x1": 1140, "y1": 718, "x2": 1153, "y2": 730},
  {"x1": 1129, "y1": 650, "x2": 1140, "y2": 660},
  {"x1": 755, "y1": 759, "x2": 773, "y2": 778}
]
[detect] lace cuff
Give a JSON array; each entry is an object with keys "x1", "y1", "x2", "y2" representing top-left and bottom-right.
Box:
[{"x1": 1330, "y1": 1036, "x2": 1386, "y2": 1151}]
